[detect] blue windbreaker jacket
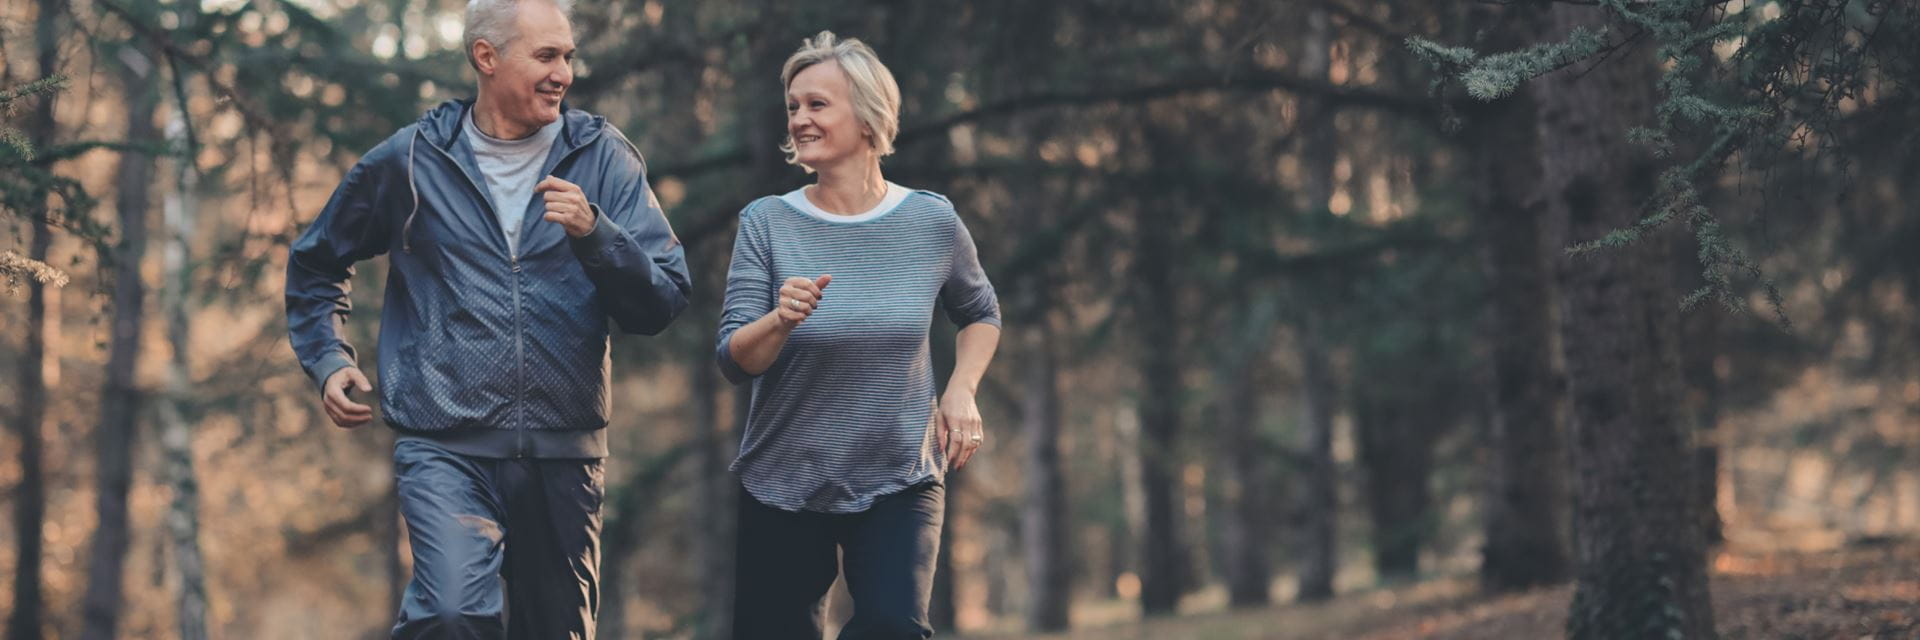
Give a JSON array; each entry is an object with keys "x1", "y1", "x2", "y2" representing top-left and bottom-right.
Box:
[{"x1": 286, "y1": 99, "x2": 690, "y2": 457}]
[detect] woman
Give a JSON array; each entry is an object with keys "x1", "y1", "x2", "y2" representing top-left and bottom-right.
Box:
[{"x1": 715, "y1": 30, "x2": 1002, "y2": 639}]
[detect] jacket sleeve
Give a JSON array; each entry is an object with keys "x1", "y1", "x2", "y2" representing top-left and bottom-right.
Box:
[
  {"x1": 285, "y1": 144, "x2": 397, "y2": 392},
  {"x1": 569, "y1": 139, "x2": 692, "y2": 335}
]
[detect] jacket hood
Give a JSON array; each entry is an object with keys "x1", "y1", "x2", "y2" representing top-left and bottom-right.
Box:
[{"x1": 414, "y1": 98, "x2": 605, "y2": 151}]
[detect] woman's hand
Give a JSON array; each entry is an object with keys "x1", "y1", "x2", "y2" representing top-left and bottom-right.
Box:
[
  {"x1": 775, "y1": 275, "x2": 832, "y2": 329},
  {"x1": 937, "y1": 388, "x2": 985, "y2": 471}
]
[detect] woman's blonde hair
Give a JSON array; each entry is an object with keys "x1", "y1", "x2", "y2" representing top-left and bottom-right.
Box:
[{"x1": 779, "y1": 31, "x2": 901, "y2": 170}]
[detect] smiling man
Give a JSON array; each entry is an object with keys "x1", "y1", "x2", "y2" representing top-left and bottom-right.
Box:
[{"x1": 284, "y1": 0, "x2": 690, "y2": 637}]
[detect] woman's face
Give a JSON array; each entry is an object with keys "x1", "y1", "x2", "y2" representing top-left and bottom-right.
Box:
[{"x1": 787, "y1": 61, "x2": 871, "y2": 170}]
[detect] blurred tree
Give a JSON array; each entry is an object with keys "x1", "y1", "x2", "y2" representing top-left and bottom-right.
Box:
[
  {"x1": 1464, "y1": 3, "x2": 1573, "y2": 594},
  {"x1": 159, "y1": 56, "x2": 212, "y2": 640},
  {"x1": 1292, "y1": 4, "x2": 1341, "y2": 605},
  {"x1": 79, "y1": 38, "x2": 162, "y2": 640},
  {"x1": 7, "y1": 1, "x2": 71, "y2": 638}
]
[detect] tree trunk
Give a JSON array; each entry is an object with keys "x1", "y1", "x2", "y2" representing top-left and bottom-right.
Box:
[
  {"x1": 1021, "y1": 298, "x2": 1070, "y2": 630},
  {"x1": 1295, "y1": 317, "x2": 1338, "y2": 602},
  {"x1": 1135, "y1": 194, "x2": 1184, "y2": 616},
  {"x1": 160, "y1": 73, "x2": 212, "y2": 640},
  {"x1": 1676, "y1": 236, "x2": 1726, "y2": 547},
  {"x1": 1354, "y1": 395, "x2": 1433, "y2": 582},
  {"x1": 8, "y1": 130, "x2": 52, "y2": 640},
  {"x1": 80, "y1": 41, "x2": 161, "y2": 640},
  {"x1": 1220, "y1": 295, "x2": 1278, "y2": 608},
  {"x1": 697, "y1": 360, "x2": 736, "y2": 640},
  {"x1": 1684, "y1": 305, "x2": 1725, "y2": 547},
  {"x1": 1536, "y1": 5, "x2": 1716, "y2": 638},
  {"x1": 9, "y1": 2, "x2": 64, "y2": 637},
  {"x1": 1471, "y1": 3, "x2": 1573, "y2": 593},
  {"x1": 1294, "y1": 4, "x2": 1340, "y2": 604}
]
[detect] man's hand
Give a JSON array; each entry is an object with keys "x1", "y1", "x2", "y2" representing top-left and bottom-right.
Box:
[
  {"x1": 537, "y1": 176, "x2": 596, "y2": 237},
  {"x1": 775, "y1": 275, "x2": 832, "y2": 330},
  {"x1": 323, "y1": 367, "x2": 375, "y2": 429}
]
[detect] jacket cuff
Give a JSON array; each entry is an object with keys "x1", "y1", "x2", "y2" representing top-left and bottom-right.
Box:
[
  {"x1": 310, "y1": 351, "x2": 357, "y2": 393},
  {"x1": 568, "y1": 204, "x2": 620, "y2": 266}
]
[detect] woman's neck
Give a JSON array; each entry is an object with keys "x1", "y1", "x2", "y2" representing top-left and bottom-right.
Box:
[{"x1": 808, "y1": 159, "x2": 887, "y2": 215}]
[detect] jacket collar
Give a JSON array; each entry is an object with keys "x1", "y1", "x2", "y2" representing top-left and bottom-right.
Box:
[{"x1": 416, "y1": 98, "x2": 603, "y2": 153}]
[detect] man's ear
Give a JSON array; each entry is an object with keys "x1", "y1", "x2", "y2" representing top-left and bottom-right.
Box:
[{"x1": 473, "y1": 39, "x2": 499, "y2": 76}]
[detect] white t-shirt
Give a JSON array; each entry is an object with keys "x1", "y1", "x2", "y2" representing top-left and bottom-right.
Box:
[{"x1": 463, "y1": 112, "x2": 564, "y2": 253}]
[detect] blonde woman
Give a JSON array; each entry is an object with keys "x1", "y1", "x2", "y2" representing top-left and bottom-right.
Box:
[{"x1": 715, "y1": 31, "x2": 1001, "y2": 639}]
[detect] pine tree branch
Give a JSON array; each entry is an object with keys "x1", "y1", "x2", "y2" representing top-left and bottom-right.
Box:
[
  {"x1": 1, "y1": 249, "x2": 70, "y2": 292},
  {"x1": 1316, "y1": 0, "x2": 1416, "y2": 42},
  {"x1": 653, "y1": 70, "x2": 1435, "y2": 181},
  {"x1": 94, "y1": 0, "x2": 276, "y2": 142}
]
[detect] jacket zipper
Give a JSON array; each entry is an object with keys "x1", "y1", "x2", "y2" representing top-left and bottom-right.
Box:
[{"x1": 423, "y1": 127, "x2": 599, "y2": 458}]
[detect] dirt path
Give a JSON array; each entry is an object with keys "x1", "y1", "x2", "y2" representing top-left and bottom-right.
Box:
[{"x1": 973, "y1": 544, "x2": 1920, "y2": 639}]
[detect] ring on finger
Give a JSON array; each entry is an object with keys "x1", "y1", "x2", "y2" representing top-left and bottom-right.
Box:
[{"x1": 970, "y1": 433, "x2": 983, "y2": 445}]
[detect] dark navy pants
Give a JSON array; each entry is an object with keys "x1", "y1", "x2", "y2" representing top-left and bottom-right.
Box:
[
  {"x1": 390, "y1": 439, "x2": 604, "y2": 640},
  {"x1": 732, "y1": 481, "x2": 945, "y2": 640}
]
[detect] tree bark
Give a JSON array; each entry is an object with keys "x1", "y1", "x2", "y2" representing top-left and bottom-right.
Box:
[
  {"x1": 1536, "y1": 5, "x2": 1716, "y2": 638},
  {"x1": 7, "y1": 128, "x2": 52, "y2": 640},
  {"x1": 80, "y1": 41, "x2": 161, "y2": 640},
  {"x1": 1294, "y1": 4, "x2": 1340, "y2": 604},
  {"x1": 1675, "y1": 234, "x2": 1726, "y2": 548},
  {"x1": 1354, "y1": 392, "x2": 1434, "y2": 582},
  {"x1": 697, "y1": 360, "x2": 736, "y2": 640},
  {"x1": 1296, "y1": 317, "x2": 1338, "y2": 602},
  {"x1": 1219, "y1": 296, "x2": 1278, "y2": 608},
  {"x1": 160, "y1": 67, "x2": 212, "y2": 640},
  {"x1": 9, "y1": 2, "x2": 64, "y2": 637},
  {"x1": 1135, "y1": 192, "x2": 1184, "y2": 616},
  {"x1": 1471, "y1": 3, "x2": 1573, "y2": 593},
  {"x1": 1021, "y1": 293, "x2": 1070, "y2": 630}
]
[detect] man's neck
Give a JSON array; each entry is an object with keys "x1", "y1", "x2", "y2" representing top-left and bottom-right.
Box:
[{"x1": 471, "y1": 94, "x2": 541, "y2": 140}]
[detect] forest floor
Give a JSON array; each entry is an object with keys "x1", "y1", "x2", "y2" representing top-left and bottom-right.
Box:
[{"x1": 971, "y1": 540, "x2": 1920, "y2": 639}]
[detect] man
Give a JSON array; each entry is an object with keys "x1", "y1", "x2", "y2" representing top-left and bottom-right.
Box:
[{"x1": 284, "y1": 0, "x2": 689, "y2": 636}]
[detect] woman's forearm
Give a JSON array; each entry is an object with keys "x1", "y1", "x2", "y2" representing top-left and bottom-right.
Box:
[
  {"x1": 946, "y1": 322, "x2": 1001, "y2": 395},
  {"x1": 728, "y1": 311, "x2": 793, "y2": 376}
]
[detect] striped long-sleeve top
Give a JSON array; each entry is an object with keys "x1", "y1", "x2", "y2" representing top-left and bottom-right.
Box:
[{"x1": 716, "y1": 182, "x2": 1001, "y2": 513}]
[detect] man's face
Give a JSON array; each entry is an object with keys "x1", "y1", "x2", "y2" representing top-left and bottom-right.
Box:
[{"x1": 475, "y1": 1, "x2": 575, "y2": 132}]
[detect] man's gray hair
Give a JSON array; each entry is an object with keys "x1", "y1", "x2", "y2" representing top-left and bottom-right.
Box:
[{"x1": 464, "y1": 0, "x2": 575, "y2": 70}]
